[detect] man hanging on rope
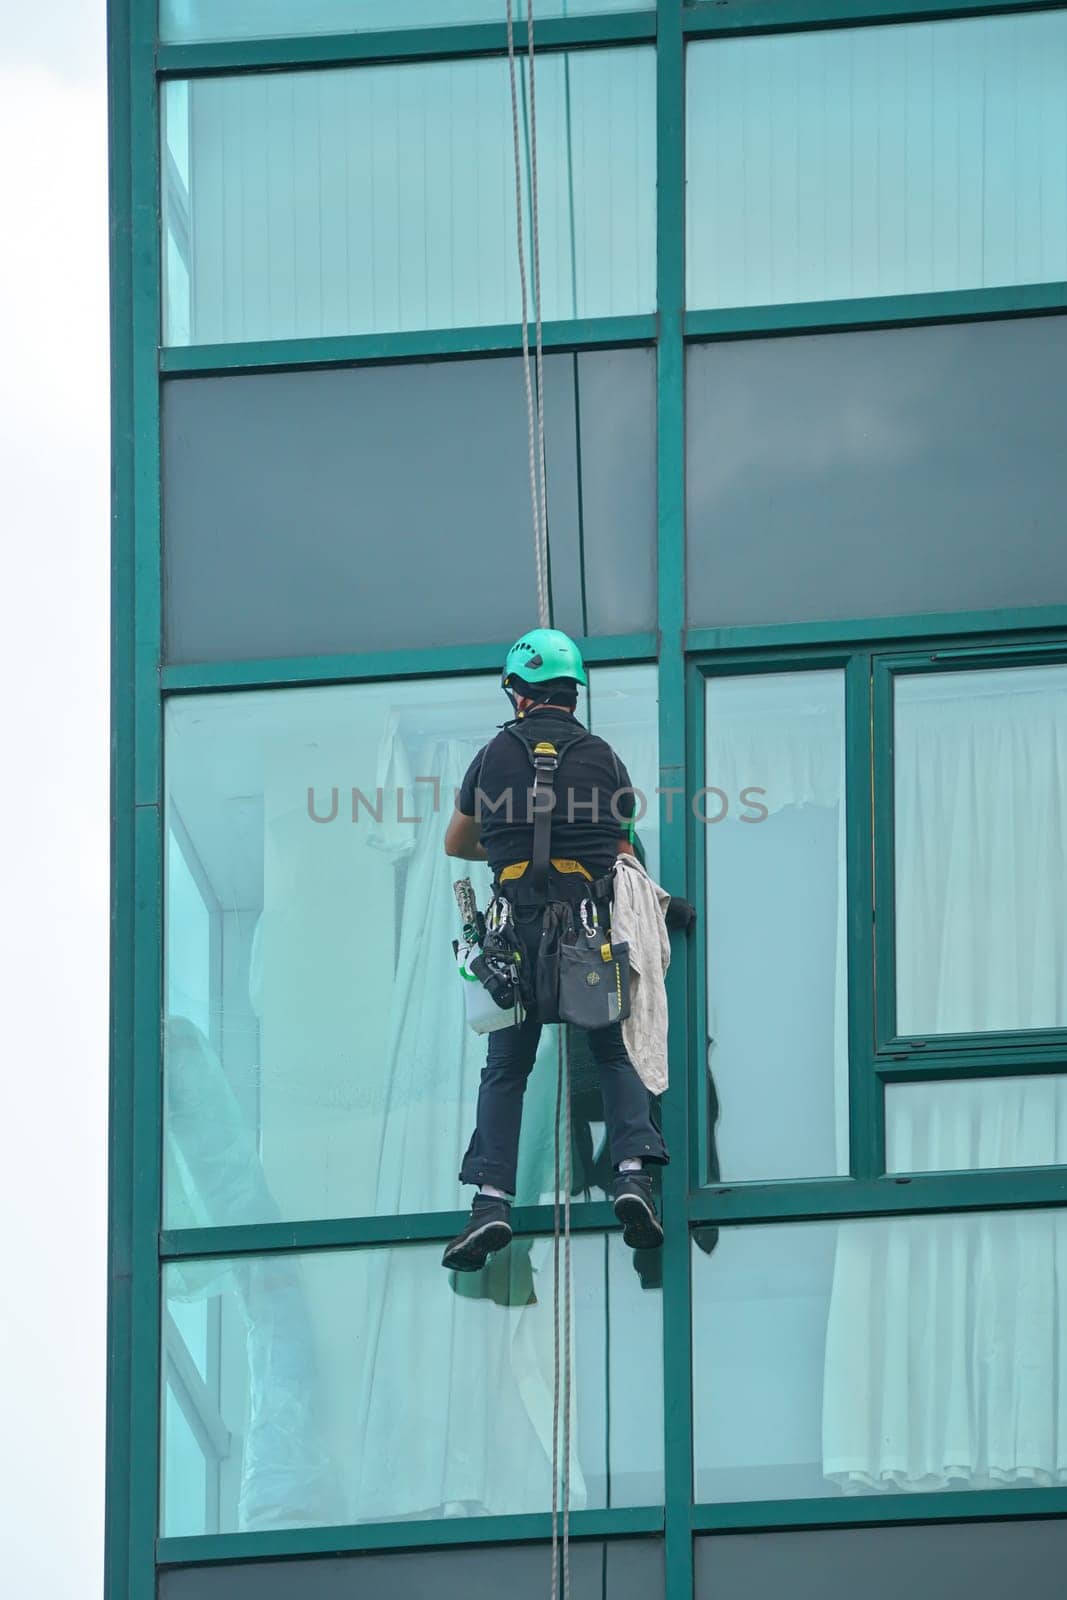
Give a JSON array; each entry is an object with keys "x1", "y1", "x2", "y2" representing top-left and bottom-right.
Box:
[{"x1": 441, "y1": 627, "x2": 670, "y2": 1272}]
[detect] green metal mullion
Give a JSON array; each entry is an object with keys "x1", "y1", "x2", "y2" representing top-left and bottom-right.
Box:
[
  {"x1": 158, "y1": 1505, "x2": 664, "y2": 1567},
  {"x1": 161, "y1": 1203, "x2": 618, "y2": 1262},
  {"x1": 104, "y1": 0, "x2": 136, "y2": 1592},
  {"x1": 691, "y1": 1487, "x2": 1067, "y2": 1532},
  {"x1": 160, "y1": 315, "x2": 659, "y2": 376},
  {"x1": 682, "y1": 0, "x2": 1067, "y2": 39},
  {"x1": 107, "y1": 0, "x2": 163, "y2": 1594},
  {"x1": 157, "y1": 11, "x2": 658, "y2": 77},
  {"x1": 872, "y1": 656, "x2": 900, "y2": 1056},
  {"x1": 684, "y1": 606, "x2": 1067, "y2": 654},
  {"x1": 160, "y1": 633, "x2": 658, "y2": 694},
  {"x1": 845, "y1": 653, "x2": 880, "y2": 1176},
  {"x1": 878, "y1": 1047, "x2": 1067, "y2": 1078},
  {"x1": 689, "y1": 1167, "x2": 1067, "y2": 1225},
  {"x1": 687, "y1": 663, "x2": 709, "y2": 1189},
  {"x1": 655, "y1": 5, "x2": 692, "y2": 1600},
  {"x1": 684, "y1": 283, "x2": 1067, "y2": 342}
]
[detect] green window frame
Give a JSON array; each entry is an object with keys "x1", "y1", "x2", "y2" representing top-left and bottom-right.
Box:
[{"x1": 110, "y1": 2, "x2": 1067, "y2": 1598}]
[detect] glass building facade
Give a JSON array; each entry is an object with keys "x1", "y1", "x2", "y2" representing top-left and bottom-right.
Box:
[{"x1": 108, "y1": 3, "x2": 1067, "y2": 1597}]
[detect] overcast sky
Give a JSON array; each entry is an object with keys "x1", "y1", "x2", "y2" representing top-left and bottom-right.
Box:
[{"x1": 0, "y1": 3, "x2": 109, "y2": 1593}]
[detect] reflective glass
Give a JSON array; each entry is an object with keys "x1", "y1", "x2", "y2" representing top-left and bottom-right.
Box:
[
  {"x1": 161, "y1": 1235, "x2": 664, "y2": 1534},
  {"x1": 161, "y1": 1540, "x2": 665, "y2": 1599},
  {"x1": 687, "y1": 11, "x2": 1067, "y2": 310},
  {"x1": 162, "y1": 349, "x2": 657, "y2": 664},
  {"x1": 161, "y1": 0, "x2": 646, "y2": 44},
  {"x1": 162, "y1": 50, "x2": 655, "y2": 344},
  {"x1": 887, "y1": 1077, "x2": 1067, "y2": 1174},
  {"x1": 704, "y1": 672, "x2": 848, "y2": 1183},
  {"x1": 685, "y1": 317, "x2": 1067, "y2": 629},
  {"x1": 692, "y1": 1210, "x2": 1067, "y2": 1502},
  {"x1": 894, "y1": 666, "x2": 1067, "y2": 1038},
  {"x1": 163, "y1": 666, "x2": 658, "y2": 1227}
]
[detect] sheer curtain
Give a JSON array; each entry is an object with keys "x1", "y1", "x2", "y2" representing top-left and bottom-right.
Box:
[{"x1": 825, "y1": 665, "x2": 1067, "y2": 1492}]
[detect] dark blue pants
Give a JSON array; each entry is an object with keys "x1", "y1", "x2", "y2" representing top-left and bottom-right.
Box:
[{"x1": 459, "y1": 1011, "x2": 669, "y2": 1195}]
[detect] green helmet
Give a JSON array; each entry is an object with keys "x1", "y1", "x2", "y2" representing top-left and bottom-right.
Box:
[{"x1": 503, "y1": 628, "x2": 588, "y2": 690}]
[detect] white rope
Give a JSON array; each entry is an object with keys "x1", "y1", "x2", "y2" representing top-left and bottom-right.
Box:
[
  {"x1": 505, "y1": 12, "x2": 571, "y2": 1597},
  {"x1": 505, "y1": 0, "x2": 551, "y2": 631}
]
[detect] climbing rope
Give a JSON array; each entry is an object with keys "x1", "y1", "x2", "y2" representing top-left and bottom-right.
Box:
[
  {"x1": 505, "y1": 0, "x2": 551, "y2": 632},
  {"x1": 505, "y1": 7, "x2": 572, "y2": 1596}
]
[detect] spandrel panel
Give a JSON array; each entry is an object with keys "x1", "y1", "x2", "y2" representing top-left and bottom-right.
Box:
[
  {"x1": 160, "y1": 1236, "x2": 664, "y2": 1534},
  {"x1": 162, "y1": 50, "x2": 655, "y2": 345},
  {"x1": 162, "y1": 350, "x2": 656, "y2": 665},
  {"x1": 163, "y1": 666, "x2": 658, "y2": 1227},
  {"x1": 686, "y1": 317, "x2": 1067, "y2": 629}
]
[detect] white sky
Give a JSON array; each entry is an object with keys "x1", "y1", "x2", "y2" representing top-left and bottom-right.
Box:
[{"x1": 0, "y1": 3, "x2": 109, "y2": 1594}]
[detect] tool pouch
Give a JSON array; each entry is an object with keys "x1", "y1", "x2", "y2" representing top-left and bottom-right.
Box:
[{"x1": 556, "y1": 900, "x2": 631, "y2": 1031}]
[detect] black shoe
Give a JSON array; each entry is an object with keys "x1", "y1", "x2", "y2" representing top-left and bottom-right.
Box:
[
  {"x1": 612, "y1": 1170, "x2": 664, "y2": 1251},
  {"x1": 442, "y1": 1195, "x2": 513, "y2": 1272}
]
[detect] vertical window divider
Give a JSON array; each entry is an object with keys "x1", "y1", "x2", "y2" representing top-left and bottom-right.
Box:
[
  {"x1": 655, "y1": 4, "x2": 692, "y2": 1598},
  {"x1": 871, "y1": 653, "x2": 900, "y2": 1056},
  {"x1": 846, "y1": 651, "x2": 881, "y2": 1178}
]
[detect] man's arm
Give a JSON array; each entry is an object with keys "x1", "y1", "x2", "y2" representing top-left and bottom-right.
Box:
[
  {"x1": 617, "y1": 838, "x2": 635, "y2": 857},
  {"x1": 444, "y1": 809, "x2": 488, "y2": 861}
]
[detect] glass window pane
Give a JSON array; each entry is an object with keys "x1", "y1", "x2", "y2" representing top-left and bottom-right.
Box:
[
  {"x1": 162, "y1": 350, "x2": 656, "y2": 665},
  {"x1": 160, "y1": 1236, "x2": 663, "y2": 1534},
  {"x1": 887, "y1": 1077, "x2": 1067, "y2": 1174},
  {"x1": 704, "y1": 672, "x2": 848, "y2": 1183},
  {"x1": 695, "y1": 1523, "x2": 1067, "y2": 1600},
  {"x1": 685, "y1": 317, "x2": 1067, "y2": 631},
  {"x1": 163, "y1": 666, "x2": 658, "y2": 1228},
  {"x1": 162, "y1": 51, "x2": 655, "y2": 345},
  {"x1": 687, "y1": 11, "x2": 1067, "y2": 311},
  {"x1": 693, "y1": 1209, "x2": 1067, "y2": 1503},
  {"x1": 160, "y1": 1540, "x2": 665, "y2": 1600},
  {"x1": 894, "y1": 665, "x2": 1067, "y2": 1038},
  {"x1": 161, "y1": 0, "x2": 647, "y2": 45}
]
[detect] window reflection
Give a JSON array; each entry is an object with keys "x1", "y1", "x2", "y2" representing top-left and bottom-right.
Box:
[
  {"x1": 886, "y1": 1076, "x2": 1067, "y2": 1174},
  {"x1": 163, "y1": 667, "x2": 658, "y2": 1228},
  {"x1": 693, "y1": 1210, "x2": 1067, "y2": 1502},
  {"x1": 161, "y1": 1235, "x2": 664, "y2": 1535}
]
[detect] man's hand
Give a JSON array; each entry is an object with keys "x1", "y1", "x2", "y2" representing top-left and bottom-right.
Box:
[{"x1": 444, "y1": 809, "x2": 488, "y2": 861}]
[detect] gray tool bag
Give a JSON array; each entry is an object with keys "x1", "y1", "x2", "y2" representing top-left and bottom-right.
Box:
[{"x1": 557, "y1": 898, "x2": 631, "y2": 1030}]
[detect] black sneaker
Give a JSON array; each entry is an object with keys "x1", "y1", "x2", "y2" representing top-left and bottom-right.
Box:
[
  {"x1": 442, "y1": 1195, "x2": 513, "y2": 1272},
  {"x1": 612, "y1": 1170, "x2": 664, "y2": 1251}
]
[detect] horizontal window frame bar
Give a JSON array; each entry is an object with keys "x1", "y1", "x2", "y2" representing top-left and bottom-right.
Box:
[
  {"x1": 877, "y1": 1050, "x2": 1067, "y2": 1080},
  {"x1": 684, "y1": 610, "x2": 1067, "y2": 655},
  {"x1": 161, "y1": 633, "x2": 658, "y2": 694},
  {"x1": 156, "y1": 12, "x2": 658, "y2": 77},
  {"x1": 688, "y1": 1167, "x2": 1067, "y2": 1224},
  {"x1": 160, "y1": 316, "x2": 658, "y2": 376},
  {"x1": 684, "y1": 282, "x2": 1067, "y2": 342},
  {"x1": 160, "y1": 1201, "x2": 618, "y2": 1261},
  {"x1": 690, "y1": 1487, "x2": 1067, "y2": 1533},
  {"x1": 682, "y1": 0, "x2": 1067, "y2": 40},
  {"x1": 158, "y1": 1504, "x2": 664, "y2": 1566}
]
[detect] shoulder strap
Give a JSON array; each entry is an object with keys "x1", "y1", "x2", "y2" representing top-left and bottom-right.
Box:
[{"x1": 528, "y1": 738, "x2": 559, "y2": 900}]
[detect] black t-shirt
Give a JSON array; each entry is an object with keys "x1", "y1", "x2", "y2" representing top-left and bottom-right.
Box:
[{"x1": 457, "y1": 709, "x2": 635, "y2": 879}]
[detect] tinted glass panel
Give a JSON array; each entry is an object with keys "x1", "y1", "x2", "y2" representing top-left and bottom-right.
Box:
[
  {"x1": 161, "y1": 1237, "x2": 663, "y2": 1534},
  {"x1": 162, "y1": 349, "x2": 656, "y2": 664},
  {"x1": 163, "y1": 667, "x2": 658, "y2": 1227},
  {"x1": 894, "y1": 665, "x2": 1067, "y2": 1037},
  {"x1": 160, "y1": 1540, "x2": 664, "y2": 1599},
  {"x1": 887, "y1": 1077, "x2": 1067, "y2": 1174},
  {"x1": 695, "y1": 1522, "x2": 1067, "y2": 1600},
  {"x1": 162, "y1": 51, "x2": 655, "y2": 344},
  {"x1": 692, "y1": 1211, "x2": 1067, "y2": 1503},
  {"x1": 704, "y1": 672, "x2": 848, "y2": 1183},
  {"x1": 161, "y1": 0, "x2": 646, "y2": 43},
  {"x1": 687, "y1": 11, "x2": 1067, "y2": 310},
  {"x1": 686, "y1": 317, "x2": 1067, "y2": 628}
]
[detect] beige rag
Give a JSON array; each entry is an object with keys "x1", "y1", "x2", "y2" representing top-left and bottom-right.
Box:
[{"x1": 611, "y1": 852, "x2": 672, "y2": 1096}]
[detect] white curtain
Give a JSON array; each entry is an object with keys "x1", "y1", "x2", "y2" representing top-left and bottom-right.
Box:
[{"x1": 824, "y1": 667, "x2": 1067, "y2": 1493}]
